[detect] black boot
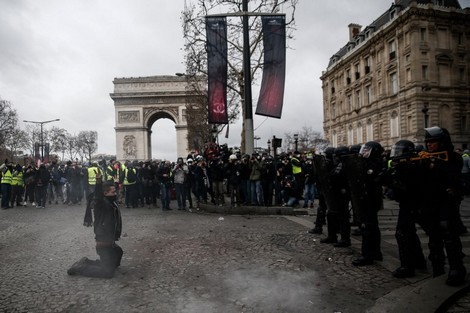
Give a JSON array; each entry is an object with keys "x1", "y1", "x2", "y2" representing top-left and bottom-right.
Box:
[
  {"x1": 446, "y1": 266, "x2": 467, "y2": 286},
  {"x1": 392, "y1": 266, "x2": 415, "y2": 278},
  {"x1": 308, "y1": 227, "x2": 322, "y2": 234},
  {"x1": 320, "y1": 236, "x2": 337, "y2": 244},
  {"x1": 352, "y1": 256, "x2": 374, "y2": 266},
  {"x1": 334, "y1": 239, "x2": 351, "y2": 247}
]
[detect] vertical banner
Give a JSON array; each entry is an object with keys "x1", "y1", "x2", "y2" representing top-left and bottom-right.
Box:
[
  {"x1": 44, "y1": 143, "x2": 50, "y2": 164},
  {"x1": 206, "y1": 16, "x2": 228, "y2": 124},
  {"x1": 34, "y1": 142, "x2": 40, "y2": 163},
  {"x1": 256, "y1": 15, "x2": 286, "y2": 118}
]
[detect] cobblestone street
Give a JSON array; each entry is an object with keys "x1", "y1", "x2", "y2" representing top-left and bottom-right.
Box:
[{"x1": 0, "y1": 202, "x2": 407, "y2": 313}]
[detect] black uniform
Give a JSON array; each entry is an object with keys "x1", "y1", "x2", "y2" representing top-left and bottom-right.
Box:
[
  {"x1": 352, "y1": 141, "x2": 385, "y2": 266},
  {"x1": 68, "y1": 180, "x2": 123, "y2": 278},
  {"x1": 386, "y1": 140, "x2": 427, "y2": 277}
]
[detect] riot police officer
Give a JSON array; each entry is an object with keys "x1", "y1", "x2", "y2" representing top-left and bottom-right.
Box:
[
  {"x1": 387, "y1": 140, "x2": 427, "y2": 278},
  {"x1": 352, "y1": 141, "x2": 385, "y2": 266},
  {"x1": 422, "y1": 126, "x2": 466, "y2": 286}
]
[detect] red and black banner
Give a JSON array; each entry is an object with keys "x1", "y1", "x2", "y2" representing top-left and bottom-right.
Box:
[
  {"x1": 206, "y1": 16, "x2": 228, "y2": 124},
  {"x1": 256, "y1": 15, "x2": 286, "y2": 119}
]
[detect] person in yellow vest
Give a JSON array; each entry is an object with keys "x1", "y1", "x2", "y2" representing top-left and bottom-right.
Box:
[
  {"x1": 1, "y1": 160, "x2": 14, "y2": 209},
  {"x1": 10, "y1": 164, "x2": 24, "y2": 207},
  {"x1": 291, "y1": 151, "x2": 304, "y2": 200},
  {"x1": 123, "y1": 162, "x2": 138, "y2": 208},
  {"x1": 86, "y1": 161, "x2": 102, "y2": 197}
]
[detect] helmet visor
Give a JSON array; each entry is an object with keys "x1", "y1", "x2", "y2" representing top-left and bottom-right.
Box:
[{"x1": 359, "y1": 145, "x2": 371, "y2": 158}]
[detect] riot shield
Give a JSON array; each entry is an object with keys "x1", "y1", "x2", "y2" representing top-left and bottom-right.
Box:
[
  {"x1": 312, "y1": 155, "x2": 339, "y2": 213},
  {"x1": 341, "y1": 154, "x2": 368, "y2": 223}
]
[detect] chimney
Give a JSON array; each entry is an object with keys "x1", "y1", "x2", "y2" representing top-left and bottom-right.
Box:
[{"x1": 348, "y1": 23, "x2": 362, "y2": 41}]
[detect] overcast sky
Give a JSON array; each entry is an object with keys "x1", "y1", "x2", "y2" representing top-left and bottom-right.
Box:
[{"x1": 1, "y1": 0, "x2": 469, "y2": 161}]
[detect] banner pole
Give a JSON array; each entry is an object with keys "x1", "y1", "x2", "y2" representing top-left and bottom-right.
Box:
[{"x1": 242, "y1": 0, "x2": 254, "y2": 155}]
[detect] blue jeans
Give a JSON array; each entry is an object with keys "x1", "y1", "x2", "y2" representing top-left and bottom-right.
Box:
[
  {"x1": 160, "y1": 183, "x2": 171, "y2": 209},
  {"x1": 175, "y1": 183, "x2": 186, "y2": 209},
  {"x1": 303, "y1": 183, "x2": 315, "y2": 207},
  {"x1": 250, "y1": 180, "x2": 264, "y2": 205}
]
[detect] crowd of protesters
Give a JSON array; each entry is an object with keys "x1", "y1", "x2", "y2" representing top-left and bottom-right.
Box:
[
  {"x1": 0, "y1": 143, "x2": 319, "y2": 211},
  {"x1": 1, "y1": 129, "x2": 470, "y2": 287}
]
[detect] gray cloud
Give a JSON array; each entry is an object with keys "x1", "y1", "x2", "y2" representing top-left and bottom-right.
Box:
[{"x1": 2, "y1": 0, "x2": 468, "y2": 160}]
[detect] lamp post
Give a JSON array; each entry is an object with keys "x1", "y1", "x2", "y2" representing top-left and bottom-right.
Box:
[
  {"x1": 267, "y1": 139, "x2": 271, "y2": 155},
  {"x1": 23, "y1": 119, "x2": 60, "y2": 162},
  {"x1": 254, "y1": 135, "x2": 260, "y2": 149},
  {"x1": 293, "y1": 133, "x2": 299, "y2": 152},
  {"x1": 421, "y1": 105, "x2": 429, "y2": 128}
]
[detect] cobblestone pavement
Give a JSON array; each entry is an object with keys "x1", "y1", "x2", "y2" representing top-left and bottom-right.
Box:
[{"x1": 0, "y1": 199, "x2": 412, "y2": 313}]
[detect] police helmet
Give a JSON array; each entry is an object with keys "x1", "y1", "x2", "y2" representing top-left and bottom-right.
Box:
[
  {"x1": 424, "y1": 126, "x2": 453, "y2": 150},
  {"x1": 390, "y1": 140, "x2": 415, "y2": 158},
  {"x1": 229, "y1": 154, "x2": 238, "y2": 160},
  {"x1": 324, "y1": 147, "x2": 335, "y2": 160},
  {"x1": 359, "y1": 141, "x2": 384, "y2": 159},
  {"x1": 349, "y1": 144, "x2": 362, "y2": 154},
  {"x1": 334, "y1": 146, "x2": 349, "y2": 157}
]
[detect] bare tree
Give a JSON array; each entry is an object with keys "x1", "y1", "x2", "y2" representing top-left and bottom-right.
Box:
[
  {"x1": 284, "y1": 126, "x2": 326, "y2": 153},
  {"x1": 64, "y1": 134, "x2": 80, "y2": 162},
  {"x1": 182, "y1": 0, "x2": 298, "y2": 151},
  {"x1": 77, "y1": 131, "x2": 98, "y2": 163},
  {"x1": 49, "y1": 127, "x2": 70, "y2": 160},
  {"x1": 4, "y1": 128, "x2": 29, "y2": 161},
  {"x1": 0, "y1": 99, "x2": 19, "y2": 148}
]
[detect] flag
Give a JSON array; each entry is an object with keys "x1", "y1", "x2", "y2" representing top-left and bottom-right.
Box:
[
  {"x1": 206, "y1": 16, "x2": 228, "y2": 124},
  {"x1": 256, "y1": 15, "x2": 286, "y2": 118}
]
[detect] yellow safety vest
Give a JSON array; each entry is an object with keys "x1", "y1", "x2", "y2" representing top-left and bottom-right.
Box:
[
  {"x1": 1, "y1": 169, "x2": 12, "y2": 185},
  {"x1": 12, "y1": 171, "x2": 24, "y2": 187},
  {"x1": 123, "y1": 168, "x2": 136, "y2": 185},
  {"x1": 87, "y1": 167, "x2": 100, "y2": 185},
  {"x1": 291, "y1": 157, "x2": 302, "y2": 175}
]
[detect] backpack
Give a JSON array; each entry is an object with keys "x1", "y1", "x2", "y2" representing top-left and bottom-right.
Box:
[{"x1": 127, "y1": 168, "x2": 136, "y2": 183}]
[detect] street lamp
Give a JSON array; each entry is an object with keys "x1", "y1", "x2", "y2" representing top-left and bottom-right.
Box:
[
  {"x1": 254, "y1": 135, "x2": 260, "y2": 149},
  {"x1": 421, "y1": 105, "x2": 429, "y2": 128},
  {"x1": 23, "y1": 119, "x2": 60, "y2": 162},
  {"x1": 267, "y1": 139, "x2": 271, "y2": 155},
  {"x1": 293, "y1": 133, "x2": 299, "y2": 152}
]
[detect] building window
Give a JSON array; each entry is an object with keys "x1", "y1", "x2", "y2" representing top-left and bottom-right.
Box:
[
  {"x1": 346, "y1": 69, "x2": 351, "y2": 84},
  {"x1": 420, "y1": 28, "x2": 427, "y2": 41},
  {"x1": 389, "y1": 40, "x2": 396, "y2": 60},
  {"x1": 366, "y1": 119, "x2": 373, "y2": 141},
  {"x1": 390, "y1": 111, "x2": 399, "y2": 137},
  {"x1": 377, "y1": 49, "x2": 382, "y2": 63},
  {"x1": 462, "y1": 116, "x2": 467, "y2": 132},
  {"x1": 348, "y1": 95, "x2": 353, "y2": 112},
  {"x1": 332, "y1": 131, "x2": 338, "y2": 147},
  {"x1": 459, "y1": 68, "x2": 465, "y2": 82},
  {"x1": 356, "y1": 90, "x2": 362, "y2": 109},
  {"x1": 378, "y1": 81, "x2": 382, "y2": 95},
  {"x1": 407, "y1": 115, "x2": 412, "y2": 134},
  {"x1": 365, "y1": 56, "x2": 371, "y2": 74},
  {"x1": 390, "y1": 72, "x2": 398, "y2": 94},
  {"x1": 438, "y1": 64, "x2": 451, "y2": 87},
  {"x1": 357, "y1": 123, "x2": 363, "y2": 144},
  {"x1": 348, "y1": 125, "x2": 354, "y2": 145},
  {"x1": 458, "y1": 32, "x2": 464, "y2": 45},
  {"x1": 422, "y1": 65, "x2": 428, "y2": 80},
  {"x1": 406, "y1": 68, "x2": 412, "y2": 82},
  {"x1": 355, "y1": 63, "x2": 360, "y2": 79},
  {"x1": 437, "y1": 28, "x2": 449, "y2": 49},
  {"x1": 366, "y1": 85, "x2": 372, "y2": 105},
  {"x1": 331, "y1": 103, "x2": 336, "y2": 119}
]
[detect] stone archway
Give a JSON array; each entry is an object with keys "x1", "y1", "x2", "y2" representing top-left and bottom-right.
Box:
[{"x1": 110, "y1": 76, "x2": 191, "y2": 161}]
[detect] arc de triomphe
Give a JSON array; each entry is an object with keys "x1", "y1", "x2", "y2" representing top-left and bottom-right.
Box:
[{"x1": 110, "y1": 75, "x2": 192, "y2": 161}]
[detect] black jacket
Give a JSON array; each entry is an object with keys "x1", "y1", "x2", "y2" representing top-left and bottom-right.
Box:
[{"x1": 93, "y1": 182, "x2": 122, "y2": 243}]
